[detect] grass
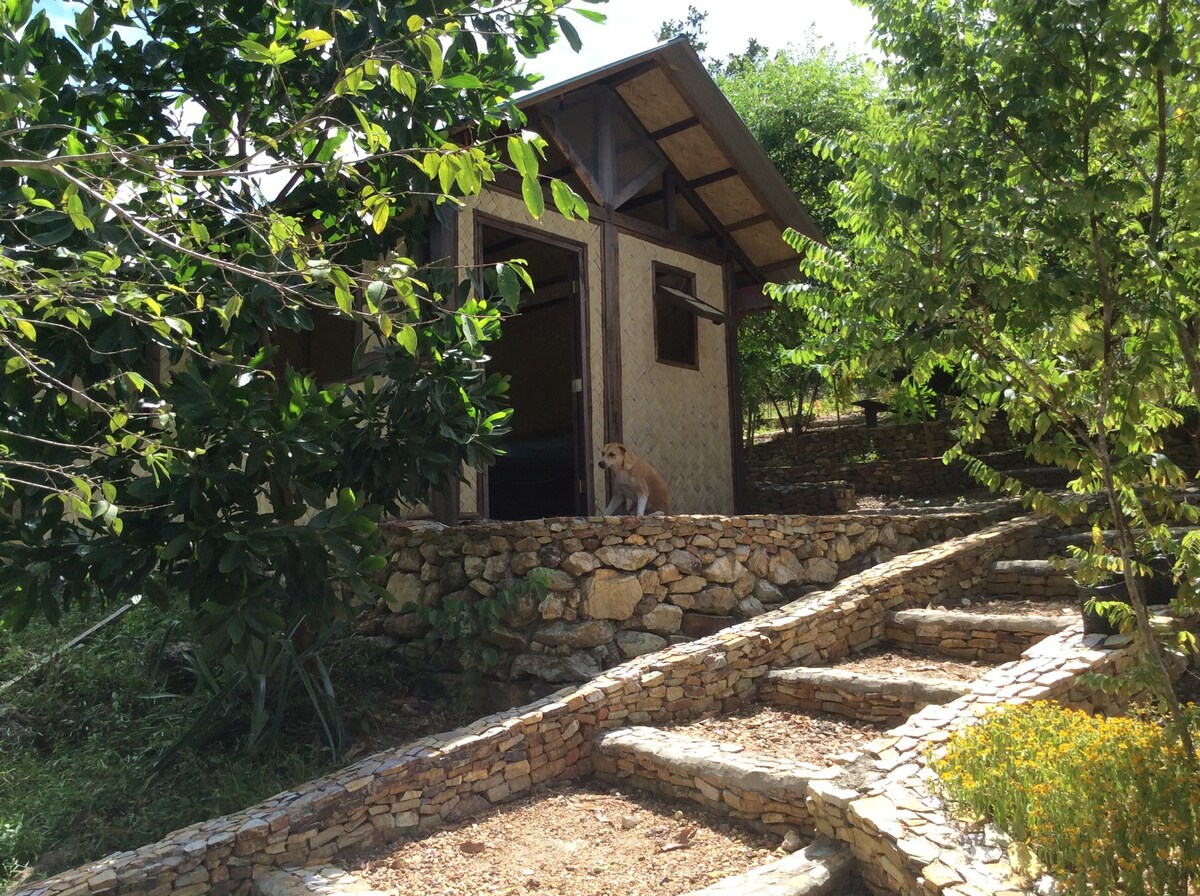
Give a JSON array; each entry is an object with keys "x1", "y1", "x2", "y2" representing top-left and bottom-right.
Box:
[{"x1": 0, "y1": 604, "x2": 467, "y2": 891}]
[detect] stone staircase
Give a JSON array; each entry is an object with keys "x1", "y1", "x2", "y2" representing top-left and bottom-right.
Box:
[
  {"x1": 37, "y1": 515, "x2": 1160, "y2": 896},
  {"x1": 245, "y1": 567, "x2": 1079, "y2": 896},
  {"x1": 557, "y1": 560, "x2": 1077, "y2": 895}
]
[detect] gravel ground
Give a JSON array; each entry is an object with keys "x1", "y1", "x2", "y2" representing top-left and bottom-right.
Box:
[{"x1": 345, "y1": 781, "x2": 787, "y2": 896}]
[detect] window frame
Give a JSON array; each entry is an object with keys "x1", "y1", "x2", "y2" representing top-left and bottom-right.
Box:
[{"x1": 652, "y1": 262, "x2": 700, "y2": 370}]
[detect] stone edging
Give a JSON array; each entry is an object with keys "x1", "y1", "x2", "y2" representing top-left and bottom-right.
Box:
[
  {"x1": 885, "y1": 608, "x2": 1073, "y2": 662},
  {"x1": 758, "y1": 668, "x2": 971, "y2": 724},
  {"x1": 10, "y1": 515, "x2": 1124, "y2": 896},
  {"x1": 592, "y1": 725, "x2": 832, "y2": 834}
]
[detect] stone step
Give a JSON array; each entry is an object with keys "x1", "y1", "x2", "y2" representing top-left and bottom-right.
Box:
[
  {"x1": 1053, "y1": 525, "x2": 1200, "y2": 551},
  {"x1": 987, "y1": 558, "x2": 1077, "y2": 599},
  {"x1": 592, "y1": 725, "x2": 837, "y2": 834},
  {"x1": 254, "y1": 866, "x2": 385, "y2": 896},
  {"x1": 758, "y1": 667, "x2": 971, "y2": 725},
  {"x1": 678, "y1": 838, "x2": 855, "y2": 896},
  {"x1": 885, "y1": 608, "x2": 1075, "y2": 662}
]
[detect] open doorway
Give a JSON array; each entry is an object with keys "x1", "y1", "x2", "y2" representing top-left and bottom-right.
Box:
[{"x1": 480, "y1": 223, "x2": 588, "y2": 520}]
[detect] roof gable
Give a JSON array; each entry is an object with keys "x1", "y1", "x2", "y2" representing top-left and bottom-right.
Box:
[{"x1": 519, "y1": 38, "x2": 824, "y2": 300}]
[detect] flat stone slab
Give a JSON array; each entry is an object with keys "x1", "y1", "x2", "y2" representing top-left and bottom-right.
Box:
[
  {"x1": 594, "y1": 725, "x2": 833, "y2": 797},
  {"x1": 762, "y1": 667, "x2": 971, "y2": 706},
  {"x1": 889, "y1": 607, "x2": 1073, "y2": 634},
  {"x1": 679, "y1": 838, "x2": 855, "y2": 896},
  {"x1": 254, "y1": 866, "x2": 386, "y2": 896},
  {"x1": 990, "y1": 559, "x2": 1067, "y2": 576}
]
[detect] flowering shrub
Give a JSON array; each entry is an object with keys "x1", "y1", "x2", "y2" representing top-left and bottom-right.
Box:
[{"x1": 933, "y1": 701, "x2": 1199, "y2": 896}]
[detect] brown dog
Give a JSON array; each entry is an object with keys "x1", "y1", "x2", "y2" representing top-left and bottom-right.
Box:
[{"x1": 597, "y1": 442, "x2": 670, "y2": 516}]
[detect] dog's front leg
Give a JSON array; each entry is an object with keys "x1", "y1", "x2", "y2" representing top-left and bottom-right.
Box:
[
  {"x1": 635, "y1": 492, "x2": 648, "y2": 516},
  {"x1": 604, "y1": 494, "x2": 624, "y2": 515}
]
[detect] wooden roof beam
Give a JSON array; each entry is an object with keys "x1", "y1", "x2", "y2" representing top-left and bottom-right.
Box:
[
  {"x1": 665, "y1": 160, "x2": 766, "y2": 284},
  {"x1": 726, "y1": 212, "x2": 772, "y2": 232},
  {"x1": 688, "y1": 167, "x2": 737, "y2": 190},
  {"x1": 648, "y1": 117, "x2": 700, "y2": 141}
]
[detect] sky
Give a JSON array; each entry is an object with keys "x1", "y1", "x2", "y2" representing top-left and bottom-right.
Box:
[
  {"x1": 37, "y1": 0, "x2": 878, "y2": 87},
  {"x1": 529, "y1": 0, "x2": 878, "y2": 86}
]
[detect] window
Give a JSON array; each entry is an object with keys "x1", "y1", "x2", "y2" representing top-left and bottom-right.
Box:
[
  {"x1": 654, "y1": 265, "x2": 698, "y2": 368},
  {"x1": 272, "y1": 308, "x2": 358, "y2": 384}
]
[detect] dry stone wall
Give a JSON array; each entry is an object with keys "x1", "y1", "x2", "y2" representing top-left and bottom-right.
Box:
[
  {"x1": 360, "y1": 512, "x2": 993, "y2": 685},
  {"x1": 10, "y1": 515, "x2": 1043, "y2": 896},
  {"x1": 16, "y1": 512, "x2": 1155, "y2": 896},
  {"x1": 750, "y1": 419, "x2": 1014, "y2": 470},
  {"x1": 884, "y1": 608, "x2": 1074, "y2": 662},
  {"x1": 806, "y1": 633, "x2": 1144, "y2": 896}
]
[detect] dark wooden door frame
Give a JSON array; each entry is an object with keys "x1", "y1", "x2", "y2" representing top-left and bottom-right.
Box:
[{"x1": 472, "y1": 213, "x2": 594, "y2": 518}]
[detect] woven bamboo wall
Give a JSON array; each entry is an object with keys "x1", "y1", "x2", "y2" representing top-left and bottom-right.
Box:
[
  {"x1": 617, "y1": 233, "x2": 734, "y2": 514},
  {"x1": 393, "y1": 190, "x2": 736, "y2": 520}
]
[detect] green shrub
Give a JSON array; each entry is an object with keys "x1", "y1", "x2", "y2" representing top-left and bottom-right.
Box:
[
  {"x1": 0, "y1": 607, "x2": 330, "y2": 887},
  {"x1": 933, "y1": 701, "x2": 1199, "y2": 896}
]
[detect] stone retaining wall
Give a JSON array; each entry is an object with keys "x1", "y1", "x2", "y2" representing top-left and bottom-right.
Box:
[
  {"x1": 361, "y1": 512, "x2": 990, "y2": 686},
  {"x1": 749, "y1": 419, "x2": 1015, "y2": 469},
  {"x1": 987, "y1": 559, "x2": 1077, "y2": 600},
  {"x1": 758, "y1": 669, "x2": 970, "y2": 726},
  {"x1": 11, "y1": 516, "x2": 1042, "y2": 896},
  {"x1": 746, "y1": 481, "x2": 856, "y2": 516},
  {"x1": 591, "y1": 726, "x2": 830, "y2": 834},
  {"x1": 750, "y1": 457, "x2": 1075, "y2": 501},
  {"x1": 884, "y1": 608, "x2": 1073, "y2": 662}
]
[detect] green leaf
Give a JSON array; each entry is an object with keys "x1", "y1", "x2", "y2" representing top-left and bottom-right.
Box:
[
  {"x1": 4, "y1": 0, "x2": 31, "y2": 27},
  {"x1": 161, "y1": 533, "x2": 191, "y2": 562},
  {"x1": 371, "y1": 199, "x2": 390, "y2": 234},
  {"x1": 296, "y1": 28, "x2": 333, "y2": 50},
  {"x1": 572, "y1": 8, "x2": 606, "y2": 24},
  {"x1": 418, "y1": 34, "x2": 443, "y2": 82},
  {"x1": 389, "y1": 64, "x2": 417, "y2": 101},
  {"x1": 366, "y1": 280, "x2": 388, "y2": 304},
  {"x1": 506, "y1": 135, "x2": 531, "y2": 177},
  {"x1": 558, "y1": 16, "x2": 582, "y2": 52},
  {"x1": 65, "y1": 189, "x2": 93, "y2": 232},
  {"x1": 396, "y1": 324, "x2": 418, "y2": 355},
  {"x1": 441, "y1": 73, "x2": 485, "y2": 89},
  {"x1": 521, "y1": 172, "x2": 545, "y2": 220},
  {"x1": 237, "y1": 39, "x2": 273, "y2": 64},
  {"x1": 551, "y1": 179, "x2": 582, "y2": 220}
]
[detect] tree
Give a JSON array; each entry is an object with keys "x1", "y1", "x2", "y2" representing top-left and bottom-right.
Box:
[
  {"x1": 778, "y1": 0, "x2": 1199, "y2": 735},
  {"x1": 0, "y1": 0, "x2": 598, "y2": 752},
  {"x1": 654, "y1": 5, "x2": 708, "y2": 60},
  {"x1": 718, "y1": 41, "x2": 879, "y2": 440}
]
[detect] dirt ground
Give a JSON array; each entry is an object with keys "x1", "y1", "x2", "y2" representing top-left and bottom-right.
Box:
[
  {"x1": 345, "y1": 781, "x2": 787, "y2": 896},
  {"x1": 826, "y1": 645, "x2": 994, "y2": 682},
  {"x1": 660, "y1": 705, "x2": 884, "y2": 764},
  {"x1": 934, "y1": 597, "x2": 1077, "y2": 617}
]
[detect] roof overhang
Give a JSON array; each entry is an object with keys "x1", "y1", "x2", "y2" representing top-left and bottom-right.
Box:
[{"x1": 519, "y1": 38, "x2": 824, "y2": 305}]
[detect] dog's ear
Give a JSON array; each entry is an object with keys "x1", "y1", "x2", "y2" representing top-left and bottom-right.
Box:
[{"x1": 617, "y1": 444, "x2": 632, "y2": 469}]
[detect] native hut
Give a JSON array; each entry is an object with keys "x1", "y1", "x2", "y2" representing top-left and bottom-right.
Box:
[
  {"x1": 428, "y1": 38, "x2": 823, "y2": 521},
  {"x1": 441, "y1": 38, "x2": 825, "y2": 520}
]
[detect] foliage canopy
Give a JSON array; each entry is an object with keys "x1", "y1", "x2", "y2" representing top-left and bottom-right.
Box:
[
  {"x1": 777, "y1": 0, "x2": 1200, "y2": 719},
  {"x1": 0, "y1": 0, "x2": 596, "y2": 750}
]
